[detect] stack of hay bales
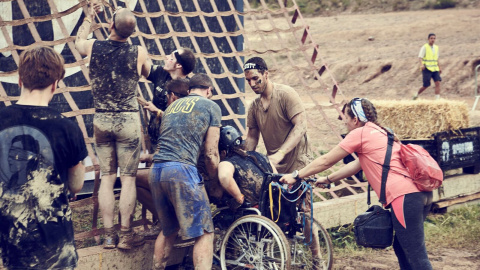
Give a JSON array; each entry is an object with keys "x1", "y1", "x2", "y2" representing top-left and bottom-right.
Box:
[{"x1": 373, "y1": 99, "x2": 469, "y2": 139}]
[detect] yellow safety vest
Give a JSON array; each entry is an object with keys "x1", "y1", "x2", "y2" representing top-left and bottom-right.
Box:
[{"x1": 422, "y1": 43, "x2": 439, "y2": 72}]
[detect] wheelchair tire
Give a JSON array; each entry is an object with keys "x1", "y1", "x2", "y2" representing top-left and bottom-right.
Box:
[
  {"x1": 220, "y1": 215, "x2": 291, "y2": 270},
  {"x1": 289, "y1": 214, "x2": 333, "y2": 270}
]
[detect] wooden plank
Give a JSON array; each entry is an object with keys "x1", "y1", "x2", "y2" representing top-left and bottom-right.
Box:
[
  {"x1": 314, "y1": 173, "x2": 480, "y2": 229},
  {"x1": 433, "y1": 192, "x2": 480, "y2": 209}
]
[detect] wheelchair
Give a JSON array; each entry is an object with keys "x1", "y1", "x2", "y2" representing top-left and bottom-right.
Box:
[{"x1": 212, "y1": 173, "x2": 333, "y2": 270}]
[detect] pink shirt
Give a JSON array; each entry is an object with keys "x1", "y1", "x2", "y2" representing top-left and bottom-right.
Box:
[{"x1": 339, "y1": 122, "x2": 420, "y2": 206}]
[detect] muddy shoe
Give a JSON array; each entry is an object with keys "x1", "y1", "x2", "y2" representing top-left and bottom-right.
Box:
[
  {"x1": 103, "y1": 227, "x2": 118, "y2": 249},
  {"x1": 139, "y1": 221, "x2": 162, "y2": 240},
  {"x1": 117, "y1": 229, "x2": 145, "y2": 250}
]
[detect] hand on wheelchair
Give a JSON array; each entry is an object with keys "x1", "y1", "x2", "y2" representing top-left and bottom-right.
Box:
[
  {"x1": 314, "y1": 177, "x2": 331, "y2": 189},
  {"x1": 279, "y1": 174, "x2": 296, "y2": 185},
  {"x1": 226, "y1": 195, "x2": 251, "y2": 211}
]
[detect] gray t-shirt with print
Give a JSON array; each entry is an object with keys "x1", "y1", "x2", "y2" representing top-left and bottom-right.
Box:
[{"x1": 153, "y1": 94, "x2": 222, "y2": 166}]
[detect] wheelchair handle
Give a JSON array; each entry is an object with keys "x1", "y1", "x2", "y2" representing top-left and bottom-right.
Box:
[{"x1": 265, "y1": 172, "x2": 319, "y2": 185}]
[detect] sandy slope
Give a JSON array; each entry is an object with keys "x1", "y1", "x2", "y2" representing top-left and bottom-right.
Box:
[{"x1": 304, "y1": 9, "x2": 480, "y2": 100}]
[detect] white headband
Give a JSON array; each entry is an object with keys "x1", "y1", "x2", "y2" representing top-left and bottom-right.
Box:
[{"x1": 351, "y1": 98, "x2": 368, "y2": 123}]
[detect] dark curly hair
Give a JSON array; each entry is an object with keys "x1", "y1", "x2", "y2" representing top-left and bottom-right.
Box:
[{"x1": 343, "y1": 98, "x2": 399, "y2": 142}]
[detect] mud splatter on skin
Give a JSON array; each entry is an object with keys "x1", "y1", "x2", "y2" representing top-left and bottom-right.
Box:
[{"x1": 245, "y1": 69, "x2": 268, "y2": 95}]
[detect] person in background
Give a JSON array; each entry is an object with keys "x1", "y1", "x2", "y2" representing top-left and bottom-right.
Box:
[
  {"x1": 280, "y1": 97, "x2": 433, "y2": 270},
  {"x1": 0, "y1": 46, "x2": 87, "y2": 269},
  {"x1": 413, "y1": 33, "x2": 442, "y2": 100}
]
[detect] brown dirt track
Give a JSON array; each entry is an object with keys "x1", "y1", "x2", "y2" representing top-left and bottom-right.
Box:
[{"x1": 248, "y1": 7, "x2": 480, "y2": 270}]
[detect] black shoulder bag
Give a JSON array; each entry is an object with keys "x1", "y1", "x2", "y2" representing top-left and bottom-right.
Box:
[{"x1": 353, "y1": 132, "x2": 394, "y2": 249}]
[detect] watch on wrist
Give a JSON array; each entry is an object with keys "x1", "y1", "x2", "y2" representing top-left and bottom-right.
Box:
[{"x1": 291, "y1": 170, "x2": 301, "y2": 181}]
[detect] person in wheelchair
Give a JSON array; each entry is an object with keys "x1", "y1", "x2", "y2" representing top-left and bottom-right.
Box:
[
  {"x1": 213, "y1": 125, "x2": 277, "y2": 210},
  {"x1": 214, "y1": 126, "x2": 328, "y2": 269}
]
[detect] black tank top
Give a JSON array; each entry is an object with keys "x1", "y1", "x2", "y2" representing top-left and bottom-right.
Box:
[
  {"x1": 90, "y1": 40, "x2": 140, "y2": 112},
  {"x1": 224, "y1": 151, "x2": 273, "y2": 205}
]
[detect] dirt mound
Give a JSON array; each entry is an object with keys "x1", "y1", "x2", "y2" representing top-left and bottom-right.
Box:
[{"x1": 270, "y1": 9, "x2": 480, "y2": 101}]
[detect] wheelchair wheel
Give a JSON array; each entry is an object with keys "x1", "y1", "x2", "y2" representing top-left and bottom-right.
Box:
[
  {"x1": 289, "y1": 214, "x2": 333, "y2": 270},
  {"x1": 220, "y1": 215, "x2": 291, "y2": 270}
]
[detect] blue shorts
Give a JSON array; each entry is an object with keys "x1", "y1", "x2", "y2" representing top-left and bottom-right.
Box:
[
  {"x1": 422, "y1": 69, "x2": 442, "y2": 87},
  {"x1": 149, "y1": 161, "x2": 213, "y2": 240}
]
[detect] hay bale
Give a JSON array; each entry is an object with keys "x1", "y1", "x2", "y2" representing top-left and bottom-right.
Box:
[{"x1": 373, "y1": 99, "x2": 469, "y2": 139}]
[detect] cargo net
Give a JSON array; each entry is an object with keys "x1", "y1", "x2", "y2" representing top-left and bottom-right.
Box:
[{"x1": 0, "y1": 0, "x2": 368, "y2": 237}]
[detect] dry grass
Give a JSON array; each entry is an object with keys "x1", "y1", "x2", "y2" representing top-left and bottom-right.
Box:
[
  {"x1": 329, "y1": 203, "x2": 480, "y2": 256},
  {"x1": 425, "y1": 204, "x2": 480, "y2": 250},
  {"x1": 374, "y1": 99, "x2": 469, "y2": 139}
]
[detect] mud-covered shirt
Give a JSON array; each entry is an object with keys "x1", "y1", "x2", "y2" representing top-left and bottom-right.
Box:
[
  {"x1": 153, "y1": 94, "x2": 222, "y2": 166},
  {"x1": 0, "y1": 105, "x2": 88, "y2": 269},
  {"x1": 90, "y1": 40, "x2": 140, "y2": 112},
  {"x1": 223, "y1": 151, "x2": 273, "y2": 205},
  {"x1": 147, "y1": 65, "x2": 172, "y2": 111}
]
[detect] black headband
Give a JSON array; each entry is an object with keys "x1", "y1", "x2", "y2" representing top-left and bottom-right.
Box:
[
  {"x1": 243, "y1": 62, "x2": 267, "y2": 71},
  {"x1": 173, "y1": 50, "x2": 186, "y2": 69}
]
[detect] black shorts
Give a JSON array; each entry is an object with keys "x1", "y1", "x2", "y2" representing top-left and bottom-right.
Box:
[{"x1": 422, "y1": 69, "x2": 442, "y2": 87}]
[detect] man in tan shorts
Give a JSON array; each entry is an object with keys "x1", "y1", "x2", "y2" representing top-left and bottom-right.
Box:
[{"x1": 75, "y1": 3, "x2": 151, "y2": 249}]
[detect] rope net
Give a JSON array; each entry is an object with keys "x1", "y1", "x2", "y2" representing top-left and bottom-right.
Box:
[{"x1": 0, "y1": 0, "x2": 368, "y2": 238}]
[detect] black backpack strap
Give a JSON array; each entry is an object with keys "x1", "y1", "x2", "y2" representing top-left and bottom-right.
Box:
[
  {"x1": 379, "y1": 133, "x2": 394, "y2": 204},
  {"x1": 367, "y1": 184, "x2": 371, "y2": 206}
]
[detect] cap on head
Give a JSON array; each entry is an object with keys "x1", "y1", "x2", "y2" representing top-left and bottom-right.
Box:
[
  {"x1": 189, "y1": 73, "x2": 213, "y2": 90},
  {"x1": 243, "y1": 57, "x2": 268, "y2": 72},
  {"x1": 219, "y1": 125, "x2": 242, "y2": 152}
]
